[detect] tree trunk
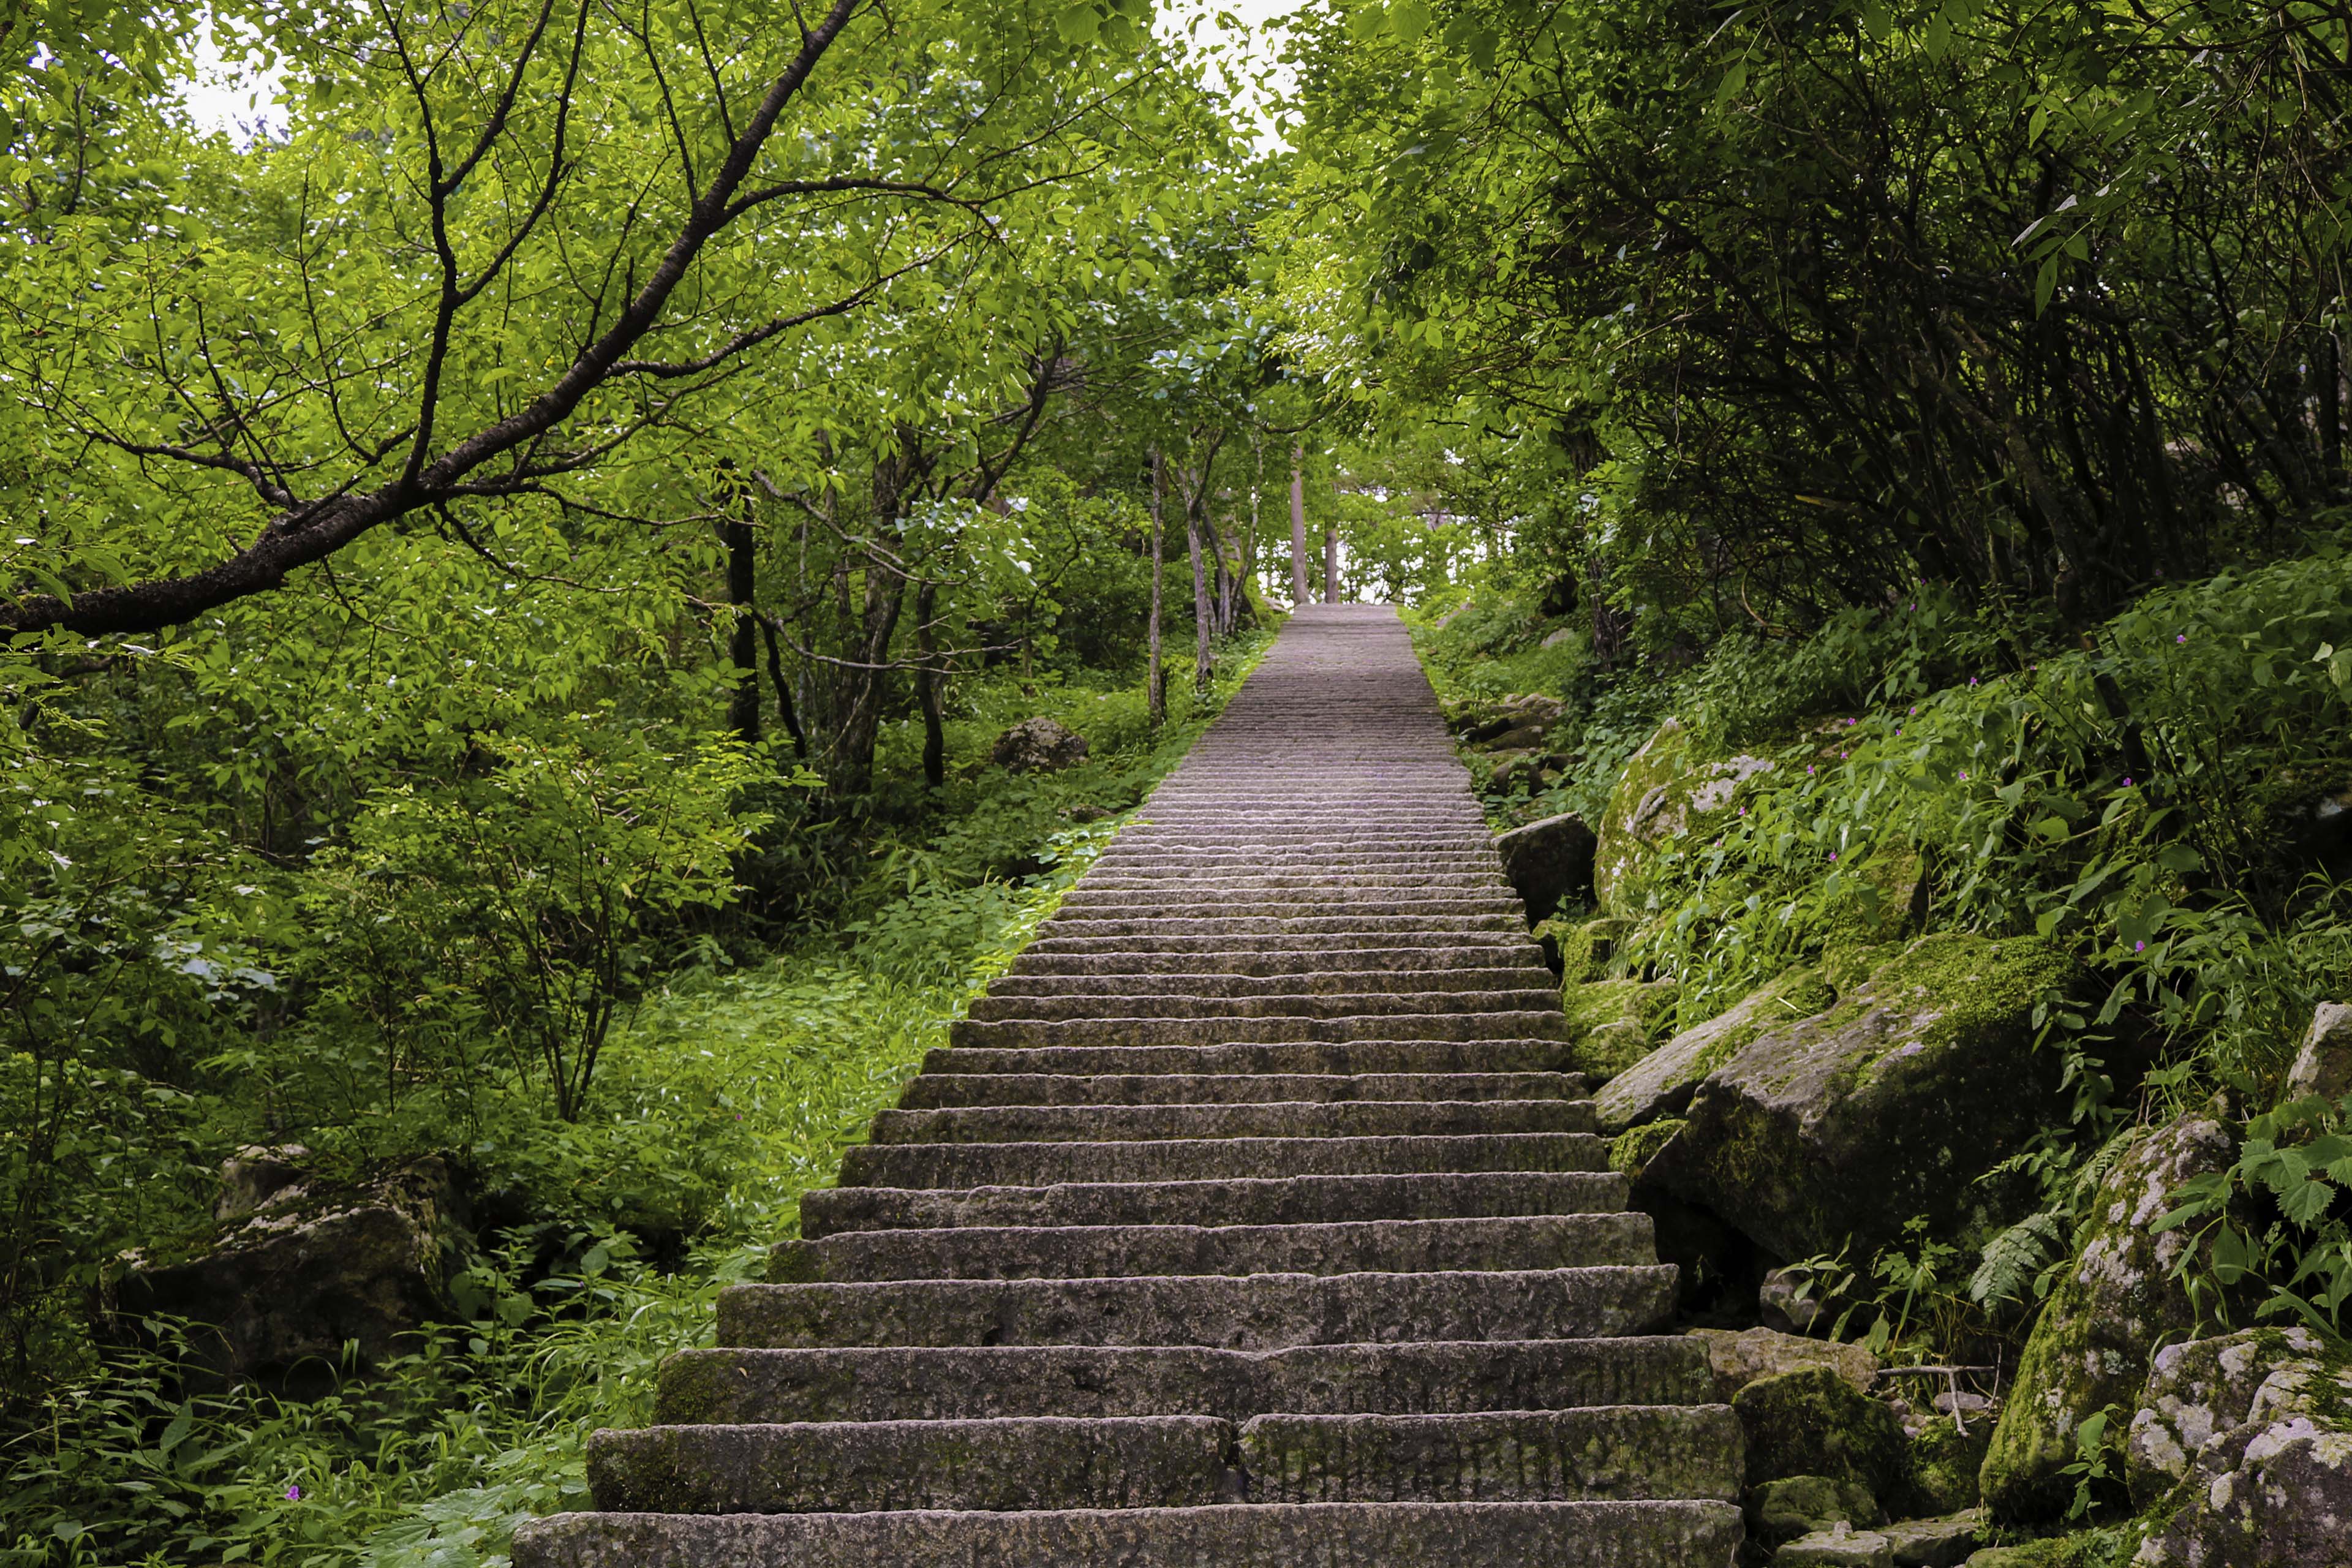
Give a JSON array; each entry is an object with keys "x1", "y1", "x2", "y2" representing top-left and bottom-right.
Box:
[
  {"x1": 1289, "y1": 442, "x2": 1310, "y2": 606},
  {"x1": 1148, "y1": 450, "x2": 1166, "y2": 726},
  {"x1": 755, "y1": 614, "x2": 809, "y2": 758},
  {"x1": 1324, "y1": 519, "x2": 1341, "y2": 604},
  {"x1": 915, "y1": 578, "x2": 944, "y2": 789},
  {"x1": 723, "y1": 514, "x2": 763, "y2": 743},
  {"x1": 1186, "y1": 476, "x2": 1215, "y2": 695}
]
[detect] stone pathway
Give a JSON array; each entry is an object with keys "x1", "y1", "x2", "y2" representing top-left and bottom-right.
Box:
[{"x1": 514, "y1": 605, "x2": 1744, "y2": 1566}]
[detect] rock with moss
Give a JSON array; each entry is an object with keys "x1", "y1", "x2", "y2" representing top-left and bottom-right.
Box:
[
  {"x1": 2285, "y1": 1001, "x2": 2352, "y2": 1103},
  {"x1": 2124, "y1": 1326, "x2": 2328, "y2": 1507},
  {"x1": 1978, "y1": 1116, "x2": 2235, "y2": 1521},
  {"x1": 1611, "y1": 1118, "x2": 1687, "y2": 1186},
  {"x1": 2127, "y1": 1329, "x2": 2352, "y2": 1566},
  {"x1": 1687, "y1": 1326, "x2": 1880, "y2": 1404},
  {"x1": 1564, "y1": 977, "x2": 1680, "y2": 1082},
  {"x1": 1780, "y1": 1523, "x2": 1897, "y2": 1566},
  {"x1": 1648, "y1": 933, "x2": 2087, "y2": 1263},
  {"x1": 1596, "y1": 967, "x2": 1836, "y2": 1133},
  {"x1": 1540, "y1": 914, "x2": 1629, "y2": 983},
  {"x1": 1881, "y1": 1512, "x2": 1986, "y2": 1568},
  {"x1": 1493, "y1": 811, "x2": 1599, "y2": 922},
  {"x1": 1736, "y1": 1367, "x2": 1912, "y2": 1507},
  {"x1": 1750, "y1": 1472, "x2": 1885, "y2": 1548},
  {"x1": 1593, "y1": 717, "x2": 1776, "y2": 915},
  {"x1": 1907, "y1": 1417, "x2": 1991, "y2": 1514}
]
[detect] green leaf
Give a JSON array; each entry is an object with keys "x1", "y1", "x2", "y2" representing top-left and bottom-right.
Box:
[
  {"x1": 1390, "y1": 0, "x2": 1431, "y2": 43},
  {"x1": 1056, "y1": 4, "x2": 1101, "y2": 45}
]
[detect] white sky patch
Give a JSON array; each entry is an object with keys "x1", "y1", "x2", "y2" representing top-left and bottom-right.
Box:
[
  {"x1": 179, "y1": 15, "x2": 285, "y2": 145},
  {"x1": 1159, "y1": 0, "x2": 1300, "y2": 149}
]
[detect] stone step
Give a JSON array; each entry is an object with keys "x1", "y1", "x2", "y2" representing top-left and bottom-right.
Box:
[
  {"x1": 897, "y1": 1071, "x2": 1585, "y2": 1107},
  {"x1": 1092, "y1": 850, "x2": 1499, "y2": 868},
  {"x1": 1031, "y1": 915, "x2": 1523, "y2": 939},
  {"x1": 865, "y1": 1100, "x2": 1594, "y2": 1146},
  {"x1": 979, "y1": 969, "x2": 1556, "y2": 1000},
  {"x1": 918, "y1": 1040, "x2": 1575, "y2": 1076},
  {"x1": 1050, "y1": 895, "x2": 1524, "y2": 917},
  {"x1": 835, "y1": 1131, "x2": 1610, "y2": 1189},
  {"x1": 585, "y1": 1406, "x2": 1741, "y2": 1514},
  {"x1": 655, "y1": 1336, "x2": 1715, "y2": 1423},
  {"x1": 514, "y1": 1500, "x2": 1744, "y2": 1567},
  {"x1": 799, "y1": 1171, "x2": 1628, "y2": 1236},
  {"x1": 946, "y1": 1012, "x2": 1570, "y2": 1049},
  {"x1": 715, "y1": 1265, "x2": 1679, "y2": 1348},
  {"x1": 769, "y1": 1214, "x2": 1655, "y2": 1283},
  {"x1": 963, "y1": 989, "x2": 1563, "y2": 1022},
  {"x1": 1009, "y1": 949, "x2": 1545, "y2": 979}
]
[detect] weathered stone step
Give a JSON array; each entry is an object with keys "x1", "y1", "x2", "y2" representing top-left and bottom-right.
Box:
[
  {"x1": 585, "y1": 1406, "x2": 1740, "y2": 1514},
  {"x1": 800, "y1": 1171, "x2": 1627, "y2": 1236},
  {"x1": 715, "y1": 1265, "x2": 1679, "y2": 1348},
  {"x1": 898, "y1": 1071, "x2": 1584, "y2": 1107},
  {"x1": 656, "y1": 1336, "x2": 1714, "y2": 1424},
  {"x1": 1033, "y1": 914, "x2": 1523, "y2": 939},
  {"x1": 835, "y1": 1131, "x2": 1608, "y2": 1189},
  {"x1": 865, "y1": 1100, "x2": 1593, "y2": 1145},
  {"x1": 1076, "y1": 873, "x2": 1509, "y2": 892},
  {"x1": 1093, "y1": 849, "x2": 1498, "y2": 867},
  {"x1": 919, "y1": 1040, "x2": 1574, "y2": 1076},
  {"x1": 963, "y1": 989, "x2": 1561, "y2": 1023},
  {"x1": 769, "y1": 1214, "x2": 1653, "y2": 1283},
  {"x1": 587, "y1": 1416, "x2": 1234, "y2": 1513},
  {"x1": 514, "y1": 1499, "x2": 1744, "y2": 1567},
  {"x1": 947, "y1": 1012, "x2": 1570, "y2": 1049},
  {"x1": 983, "y1": 968, "x2": 1553, "y2": 1000},
  {"x1": 1051, "y1": 894, "x2": 1523, "y2": 917},
  {"x1": 1017, "y1": 937, "x2": 1537, "y2": 965},
  {"x1": 1238, "y1": 1407, "x2": 1743, "y2": 1504}
]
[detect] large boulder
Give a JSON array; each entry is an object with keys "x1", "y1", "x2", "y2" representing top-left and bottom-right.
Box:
[
  {"x1": 1593, "y1": 718, "x2": 1774, "y2": 916},
  {"x1": 1493, "y1": 811, "x2": 1598, "y2": 921},
  {"x1": 1647, "y1": 933, "x2": 2087, "y2": 1262},
  {"x1": 1978, "y1": 1116, "x2": 2235, "y2": 1521},
  {"x1": 1596, "y1": 967, "x2": 1836, "y2": 1133},
  {"x1": 991, "y1": 716, "x2": 1088, "y2": 774},
  {"x1": 2129, "y1": 1332, "x2": 2352, "y2": 1567},
  {"x1": 2285, "y1": 1000, "x2": 2352, "y2": 1103},
  {"x1": 111, "y1": 1152, "x2": 472, "y2": 1395}
]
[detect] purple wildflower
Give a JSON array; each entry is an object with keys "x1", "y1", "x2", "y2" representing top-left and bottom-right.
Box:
[
  {"x1": 286, "y1": 1486, "x2": 302, "y2": 1502},
  {"x1": 2135, "y1": 940, "x2": 2146, "y2": 952}
]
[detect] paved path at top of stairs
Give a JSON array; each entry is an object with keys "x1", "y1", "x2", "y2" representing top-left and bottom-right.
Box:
[{"x1": 514, "y1": 605, "x2": 1744, "y2": 1567}]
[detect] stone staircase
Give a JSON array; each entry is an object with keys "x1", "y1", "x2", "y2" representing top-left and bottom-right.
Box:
[{"x1": 513, "y1": 605, "x2": 1744, "y2": 1567}]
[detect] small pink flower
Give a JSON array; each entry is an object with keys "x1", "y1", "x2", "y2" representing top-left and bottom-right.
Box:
[
  {"x1": 286, "y1": 1486, "x2": 302, "y2": 1502},
  {"x1": 1829, "y1": 852, "x2": 1839, "y2": 861},
  {"x1": 1807, "y1": 766, "x2": 1815, "y2": 774},
  {"x1": 2135, "y1": 940, "x2": 2146, "y2": 952},
  {"x1": 1959, "y1": 771, "x2": 1969, "y2": 780},
  {"x1": 2122, "y1": 777, "x2": 2133, "y2": 788},
  {"x1": 2176, "y1": 634, "x2": 2187, "y2": 643},
  {"x1": 1969, "y1": 677, "x2": 1978, "y2": 686}
]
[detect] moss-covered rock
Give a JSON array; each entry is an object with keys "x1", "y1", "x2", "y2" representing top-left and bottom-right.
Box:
[
  {"x1": 2130, "y1": 1347, "x2": 2352, "y2": 1568},
  {"x1": 1978, "y1": 1116, "x2": 2234, "y2": 1522},
  {"x1": 1686, "y1": 1325, "x2": 1880, "y2": 1404},
  {"x1": 2124, "y1": 1326, "x2": 2329, "y2": 1508},
  {"x1": 1610, "y1": 1118, "x2": 1687, "y2": 1185},
  {"x1": 1648, "y1": 933, "x2": 2088, "y2": 1262},
  {"x1": 1540, "y1": 914, "x2": 1629, "y2": 983},
  {"x1": 1749, "y1": 1472, "x2": 1883, "y2": 1548},
  {"x1": 1593, "y1": 717, "x2": 1776, "y2": 916},
  {"x1": 1595, "y1": 966, "x2": 1836, "y2": 1133},
  {"x1": 1735, "y1": 1366, "x2": 1911, "y2": 1502},
  {"x1": 1564, "y1": 977, "x2": 1681, "y2": 1081},
  {"x1": 1909, "y1": 1417, "x2": 1992, "y2": 1514}
]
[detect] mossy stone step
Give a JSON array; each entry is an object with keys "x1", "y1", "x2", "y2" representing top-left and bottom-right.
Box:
[
  {"x1": 511, "y1": 1499, "x2": 1744, "y2": 1568},
  {"x1": 655, "y1": 1336, "x2": 1715, "y2": 1424},
  {"x1": 767, "y1": 1214, "x2": 1656, "y2": 1283},
  {"x1": 984, "y1": 968, "x2": 1553, "y2": 998},
  {"x1": 835, "y1": 1131, "x2": 1610, "y2": 1189},
  {"x1": 799, "y1": 1170, "x2": 1629, "y2": 1236},
  {"x1": 916, "y1": 1041, "x2": 1575, "y2": 1079},
  {"x1": 896, "y1": 1071, "x2": 1585, "y2": 1108},
  {"x1": 1008, "y1": 945, "x2": 1540, "y2": 976},
  {"x1": 715, "y1": 1265, "x2": 1678, "y2": 1349},
  {"x1": 864, "y1": 1099, "x2": 1593, "y2": 1146},
  {"x1": 946, "y1": 1012, "x2": 1570, "y2": 1049},
  {"x1": 963, "y1": 989, "x2": 1561, "y2": 1023}
]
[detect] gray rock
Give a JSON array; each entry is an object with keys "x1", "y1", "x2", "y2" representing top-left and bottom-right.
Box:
[
  {"x1": 1760, "y1": 1265, "x2": 1828, "y2": 1334},
  {"x1": 2284, "y1": 1001, "x2": 2352, "y2": 1104},
  {"x1": 1686, "y1": 1326, "x2": 1880, "y2": 1404},
  {"x1": 1593, "y1": 718, "x2": 1775, "y2": 916},
  {"x1": 113, "y1": 1154, "x2": 470, "y2": 1393},
  {"x1": 1979, "y1": 1117, "x2": 2236, "y2": 1521},
  {"x1": 1596, "y1": 968, "x2": 1834, "y2": 1133},
  {"x1": 2131, "y1": 1348, "x2": 2352, "y2": 1567},
  {"x1": 1649, "y1": 933, "x2": 2087, "y2": 1262},
  {"x1": 1493, "y1": 812, "x2": 1598, "y2": 922},
  {"x1": 992, "y1": 715, "x2": 1088, "y2": 773},
  {"x1": 1778, "y1": 1523, "x2": 1895, "y2": 1567},
  {"x1": 1879, "y1": 1511, "x2": 1986, "y2": 1567},
  {"x1": 1734, "y1": 1368, "x2": 1910, "y2": 1501},
  {"x1": 2124, "y1": 1327, "x2": 2329, "y2": 1507}
]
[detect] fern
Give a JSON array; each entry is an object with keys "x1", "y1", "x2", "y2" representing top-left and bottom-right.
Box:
[{"x1": 1971, "y1": 1210, "x2": 2070, "y2": 1308}]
